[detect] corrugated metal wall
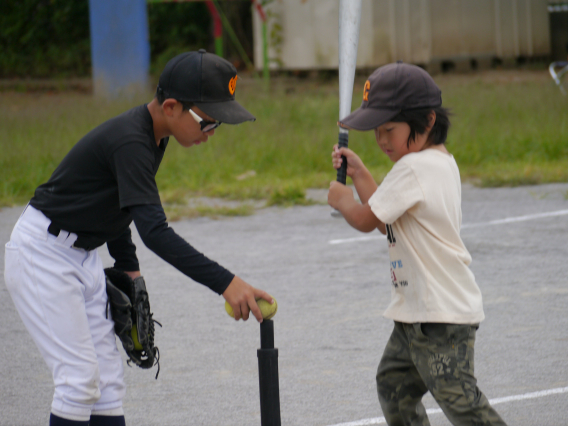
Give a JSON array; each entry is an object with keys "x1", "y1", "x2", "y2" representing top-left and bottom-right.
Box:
[
  {"x1": 252, "y1": 0, "x2": 550, "y2": 71},
  {"x1": 549, "y1": 4, "x2": 568, "y2": 60}
]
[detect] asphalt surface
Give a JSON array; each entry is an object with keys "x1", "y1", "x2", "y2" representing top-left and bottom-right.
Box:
[{"x1": 1, "y1": 183, "x2": 567, "y2": 426}]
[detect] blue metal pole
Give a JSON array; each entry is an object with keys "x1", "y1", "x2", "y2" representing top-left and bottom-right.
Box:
[{"x1": 89, "y1": 0, "x2": 150, "y2": 98}]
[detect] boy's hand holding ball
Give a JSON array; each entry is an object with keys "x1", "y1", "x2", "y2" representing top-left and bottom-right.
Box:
[
  {"x1": 225, "y1": 296, "x2": 278, "y2": 320},
  {"x1": 222, "y1": 276, "x2": 275, "y2": 322}
]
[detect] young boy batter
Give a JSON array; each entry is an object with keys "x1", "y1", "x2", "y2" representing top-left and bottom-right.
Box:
[
  {"x1": 328, "y1": 62, "x2": 507, "y2": 426},
  {"x1": 4, "y1": 50, "x2": 272, "y2": 426}
]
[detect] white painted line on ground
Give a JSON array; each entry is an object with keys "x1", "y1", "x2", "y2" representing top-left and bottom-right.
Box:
[
  {"x1": 329, "y1": 234, "x2": 385, "y2": 245},
  {"x1": 328, "y1": 209, "x2": 568, "y2": 245},
  {"x1": 326, "y1": 386, "x2": 568, "y2": 426},
  {"x1": 461, "y1": 209, "x2": 568, "y2": 229},
  {"x1": 488, "y1": 385, "x2": 568, "y2": 404}
]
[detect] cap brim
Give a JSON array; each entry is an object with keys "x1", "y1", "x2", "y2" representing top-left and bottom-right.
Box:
[
  {"x1": 194, "y1": 100, "x2": 256, "y2": 125},
  {"x1": 339, "y1": 107, "x2": 400, "y2": 131}
]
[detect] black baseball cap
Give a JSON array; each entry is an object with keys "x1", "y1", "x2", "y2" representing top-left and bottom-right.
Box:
[
  {"x1": 339, "y1": 61, "x2": 442, "y2": 131},
  {"x1": 157, "y1": 49, "x2": 255, "y2": 124}
]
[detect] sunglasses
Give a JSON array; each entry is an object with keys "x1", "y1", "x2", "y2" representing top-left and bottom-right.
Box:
[{"x1": 188, "y1": 107, "x2": 222, "y2": 132}]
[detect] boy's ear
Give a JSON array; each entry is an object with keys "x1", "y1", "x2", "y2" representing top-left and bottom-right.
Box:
[
  {"x1": 427, "y1": 111, "x2": 437, "y2": 130},
  {"x1": 162, "y1": 99, "x2": 179, "y2": 117}
]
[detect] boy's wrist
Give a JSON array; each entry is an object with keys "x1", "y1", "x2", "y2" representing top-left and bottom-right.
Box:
[
  {"x1": 351, "y1": 165, "x2": 370, "y2": 181},
  {"x1": 337, "y1": 195, "x2": 357, "y2": 215}
]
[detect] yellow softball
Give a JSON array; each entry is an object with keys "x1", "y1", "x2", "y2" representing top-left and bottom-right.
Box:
[
  {"x1": 225, "y1": 296, "x2": 278, "y2": 320},
  {"x1": 131, "y1": 324, "x2": 143, "y2": 350}
]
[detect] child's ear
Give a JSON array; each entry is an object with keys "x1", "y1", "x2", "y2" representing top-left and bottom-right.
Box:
[
  {"x1": 162, "y1": 99, "x2": 178, "y2": 117},
  {"x1": 428, "y1": 111, "x2": 437, "y2": 130}
]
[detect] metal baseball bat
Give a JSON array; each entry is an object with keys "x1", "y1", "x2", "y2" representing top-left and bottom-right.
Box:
[{"x1": 332, "y1": 0, "x2": 362, "y2": 218}]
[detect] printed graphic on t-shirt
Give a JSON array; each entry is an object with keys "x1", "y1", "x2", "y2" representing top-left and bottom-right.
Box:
[
  {"x1": 386, "y1": 224, "x2": 408, "y2": 289},
  {"x1": 390, "y1": 259, "x2": 407, "y2": 288},
  {"x1": 386, "y1": 224, "x2": 396, "y2": 246}
]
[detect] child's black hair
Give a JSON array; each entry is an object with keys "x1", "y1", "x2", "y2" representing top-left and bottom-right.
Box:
[
  {"x1": 390, "y1": 107, "x2": 451, "y2": 147},
  {"x1": 155, "y1": 86, "x2": 193, "y2": 110},
  {"x1": 156, "y1": 86, "x2": 166, "y2": 104}
]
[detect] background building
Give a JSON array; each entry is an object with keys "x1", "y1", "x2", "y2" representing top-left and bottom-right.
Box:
[{"x1": 253, "y1": 0, "x2": 553, "y2": 73}]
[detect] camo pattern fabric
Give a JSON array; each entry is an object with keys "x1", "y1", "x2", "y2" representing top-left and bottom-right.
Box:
[{"x1": 376, "y1": 321, "x2": 507, "y2": 426}]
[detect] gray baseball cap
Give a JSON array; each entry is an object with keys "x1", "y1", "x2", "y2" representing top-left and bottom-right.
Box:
[{"x1": 340, "y1": 61, "x2": 442, "y2": 131}]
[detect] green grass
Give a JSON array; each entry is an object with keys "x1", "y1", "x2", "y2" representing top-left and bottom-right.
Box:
[{"x1": 1, "y1": 69, "x2": 568, "y2": 213}]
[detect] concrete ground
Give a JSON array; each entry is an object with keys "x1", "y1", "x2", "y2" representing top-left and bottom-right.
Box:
[{"x1": 1, "y1": 183, "x2": 567, "y2": 426}]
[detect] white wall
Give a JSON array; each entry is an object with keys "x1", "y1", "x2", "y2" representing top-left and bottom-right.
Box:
[{"x1": 252, "y1": 0, "x2": 550, "y2": 71}]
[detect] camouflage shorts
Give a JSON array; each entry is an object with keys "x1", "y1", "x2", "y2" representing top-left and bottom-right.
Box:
[{"x1": 376, "y1": 321, "x2": 507, "y2": 426}]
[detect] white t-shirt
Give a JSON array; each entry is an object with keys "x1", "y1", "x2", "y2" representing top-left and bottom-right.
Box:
[{"x1": 368, "y1": 149, "x2": 484, "y2": 324}]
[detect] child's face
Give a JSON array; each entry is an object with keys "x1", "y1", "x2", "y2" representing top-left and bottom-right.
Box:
[
  {"x1": 374, "y1": 121, "x2": 426, "y2": 162},
  {"x1": 170, "y1": 103, "x2": 217, "y2": 148}
]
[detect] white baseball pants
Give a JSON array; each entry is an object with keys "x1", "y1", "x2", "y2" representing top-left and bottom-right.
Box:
[{"x1": 4, "y1": 205, "x2": 126, "y2": 421}]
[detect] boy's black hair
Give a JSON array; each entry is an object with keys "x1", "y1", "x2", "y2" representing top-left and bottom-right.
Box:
[
  {"x1": 390, "y1": 107, "x2": 451, "y2": 148},
  {"x1": 155, "y1": 86, "x2": 193, "y2": 110},
  {"x1": 156, "y1": 86, "x2": 166, "y2": 104}
]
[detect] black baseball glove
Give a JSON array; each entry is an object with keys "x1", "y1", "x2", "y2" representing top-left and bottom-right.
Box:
[{"x1": 104, "y1": 268, "x2": 161, "y2": 378}]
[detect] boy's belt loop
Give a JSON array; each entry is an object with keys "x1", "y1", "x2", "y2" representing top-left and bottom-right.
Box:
[{"x1": 47, "y1": 223, "x2": 93, "y2": 251}]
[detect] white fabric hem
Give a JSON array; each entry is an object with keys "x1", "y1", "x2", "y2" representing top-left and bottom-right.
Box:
[
  {"x1": 383, "y1": 311, "x2": 485, "y2": 324},
  {"x1": 91, "y1": 406, "x2": 124, "y2": 416},
  {"x1": 51, "y1": 407, "x2": 91, "y2": 422}
]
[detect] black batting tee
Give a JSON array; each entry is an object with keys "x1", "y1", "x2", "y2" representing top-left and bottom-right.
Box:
[{"x1": 30, "y1": 105, "x2": 234, "y2": 294}]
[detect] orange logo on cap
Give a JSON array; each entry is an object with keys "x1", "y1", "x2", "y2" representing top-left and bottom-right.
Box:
[
  {"x1": 229, "y1": 75, "x2": 238, "y2": 95},
  {"x1": 363, "y1": 80, "x2": 371, "y2": 101}
]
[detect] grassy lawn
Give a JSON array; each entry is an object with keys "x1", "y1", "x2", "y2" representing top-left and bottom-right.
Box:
[{"x1": 1, "y1": 69, "x2": 567, "y2": 215}]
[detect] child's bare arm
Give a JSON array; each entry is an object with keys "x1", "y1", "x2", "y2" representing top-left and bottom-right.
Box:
[
  {"x1": 328, "y1": 182, "x2": 385, "y2": 233},
  {"x1": 351, "y1": 167, "x2": 378, "y2": 205}
]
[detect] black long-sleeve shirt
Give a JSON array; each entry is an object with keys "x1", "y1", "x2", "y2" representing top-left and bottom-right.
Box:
[
  {"x1": 31, "y1": 104, "x2": 233, "y2": 294},
  {"x1": 129, "y1": 204, "x2": 233, "y2": 294}
]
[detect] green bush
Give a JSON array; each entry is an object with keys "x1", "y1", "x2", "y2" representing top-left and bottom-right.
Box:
[
  {"x1": 0, "y1": 0, "x2": 252, "y2": 78},
  {"x1": 147, "y1": 1, "x2": 210, "y2": 75},
  {"x1": 0, "y1": 0, "x2": 91, "y2": 77}
]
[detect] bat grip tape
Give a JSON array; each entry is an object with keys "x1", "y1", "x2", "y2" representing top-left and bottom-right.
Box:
[{"x1": 336, "y1": 132, "x2": 349, "y2": 184}]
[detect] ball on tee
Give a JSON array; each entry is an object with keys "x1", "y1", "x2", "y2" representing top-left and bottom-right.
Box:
[{"x1": 225, "y1": 296, "x2": 278, "y2": 320}]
